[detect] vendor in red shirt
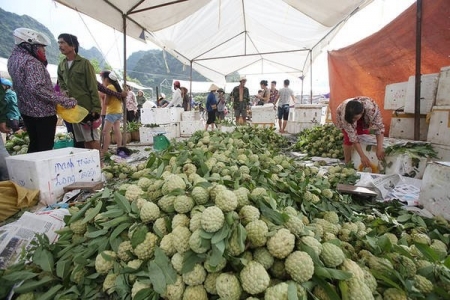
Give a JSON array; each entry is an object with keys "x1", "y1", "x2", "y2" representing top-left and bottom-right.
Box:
[{"x1": 336, "y1": 96, "x2": 385, "y2": 168}]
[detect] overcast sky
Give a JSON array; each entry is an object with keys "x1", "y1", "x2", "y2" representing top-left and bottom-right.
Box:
[{"x1": 1, "y1": 0, "x2": 416, "y2": 93}]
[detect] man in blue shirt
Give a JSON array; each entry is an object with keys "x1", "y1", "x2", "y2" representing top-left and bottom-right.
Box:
[{"x1": 205, "y1": 84, "x2": 219, "y2": 131}]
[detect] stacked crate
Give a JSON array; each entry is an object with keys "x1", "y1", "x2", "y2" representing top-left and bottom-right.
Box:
[
  {"x1": 286, "y1": 104, "x2": 325, "y2": 134},
  {"x1": 140, "y1": 107, "x2": 183, "y2": 143},
  {"x1": 179, "y1": 111, "x2": 204, "y2": 137},
  {"x1": 385, "y1": 73, "x2": 439, "y2": 141},
  {"x1": 426, "y1": 66, "x2": 450, "y2": 160}
]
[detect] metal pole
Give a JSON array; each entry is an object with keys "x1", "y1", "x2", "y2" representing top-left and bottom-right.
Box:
[
  {"x1": 309, "y1": 50, "x2": 313, "y2": 104},
  {"x1": 414, "y1": 0, "x2": 423, "y2": 141},
  {"x1": 190, "y1": 61, "x2": 193, "y2": 111},
  {"x1": 122, "y1": 14, "x2": 128, "y2": 146}
]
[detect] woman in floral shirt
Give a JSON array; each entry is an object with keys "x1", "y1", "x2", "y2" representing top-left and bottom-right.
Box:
[{"x1": 336, "y1": 96, "x2": 385, "y2": 167}]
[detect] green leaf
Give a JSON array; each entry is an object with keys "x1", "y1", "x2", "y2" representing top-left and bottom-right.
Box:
[
  {"x1": 199, "y1": 229, "x2": 214, "y2": 239},
  {"x1": 36, "y1": 284, "x2": 62, "y2": 300},
  {"x1": 101, "y1": 215, "x2": 131, "y2": 229},
  {"x1": 236, "y1": 224, "x2": 247, "y2": 253},
  {"x1": 134, "y1": 288, "x2": 153, "y2": 300},
  {"x1": 154, "y1": 247, "x2": 177, "y2": 285},
  {"x1": 2, "y1": 271, "x2": 38, "y2": 282},
  {"x1": 414, "y1": 243, "x2": 440, "y2": 262},
  {"x1": 81, "y1": 200, "x2": 103, "y2": 224},
  {"x1": 114, "y1": 192, "x2": 131, "y2": 213},
  {"x1": 444, "y1": 255, "x2": 450, "y2": 268},
  {"x1": 181, "y1": 250, "x2": 206, "y2": 274},
  {"x1": 110, "y1": 222, "x2": 132, "y2": 241},
  {"x1": 14, "y1": 276, "x2": 54, "y2": 294},
  {"x1": 396, "y1": 214, "x2": 411, "y2": 223},
  {"x1": 33, "y1": 248, "x2": 54, "y2": 273},
  {"x1": 84, "y1": 229, "x2": 109, "y2": 238},
  {"x1": 56, "y1": 259, "x2": 71, "y2": 280},
  {"x1": 131, "y1": 225, "x2": 148, "y2": 248},
  {"x1": 100, "y1": 208, "x2": 125, "y2": 218},
  {"x1": 314, "y1": 266, "x2": 352, "y2": 280},
  {"x1": 312, "y1": 275, "x2": 341, "y2": 300},
  {"x1": 148, "y1": 261, "x2": 166, "y2": 294},
  {"x1": 211, "y1": 223, "x2": 230, "y2": 244},
  {"x1": 209, "y1": 242, "x2": 225, "y2": 267},
  {"x1": 287, "y1": 281, "x2": 299, "y2": 300}
]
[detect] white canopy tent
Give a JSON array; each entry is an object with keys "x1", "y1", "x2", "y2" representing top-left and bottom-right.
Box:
[{"x1": 54, "y1": 0, "x2": 373, "y2": 87}]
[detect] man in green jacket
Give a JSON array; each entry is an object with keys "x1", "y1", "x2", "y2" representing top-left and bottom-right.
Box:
[
  {"x1": 57, "y1": 33, "x2": 102, "y2": 151},
  {"x1": 0, "y1": 80, "x2": 10, "y2": 180}
]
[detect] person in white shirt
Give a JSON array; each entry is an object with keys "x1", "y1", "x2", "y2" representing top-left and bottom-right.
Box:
[
  {"x1": 166, "y1": 80, "x2": 183, "y2": 108},
  {"x1": 275, "y1": 79, "x2": 295, "y2": 133}
]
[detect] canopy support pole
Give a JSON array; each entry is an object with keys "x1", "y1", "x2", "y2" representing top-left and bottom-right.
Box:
[
  {"x1": 414, "y1": 0, "x2": 423, "y2": 141},
  {"x1": 122, "y1": 14, "x2": 128, "y2": 146},
  {"x1": 190, "y1": 60, "x2": 193, "y2": 110},
  {"x1": 310, "y1": 50, "x2": 313, "y2": 104}
]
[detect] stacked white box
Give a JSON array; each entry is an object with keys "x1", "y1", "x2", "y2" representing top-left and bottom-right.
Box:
[
  {"x1": 140, "y1": 108, "x2": 183, "y2": 124},
  {"x1": 389, "y1": 112, "x2": 428, "y2": 141},
  {"x1": 286, "y1": 121, "x2": 319, "y2": 134},
  {"x1": 436, "y1": 66, "x2": 450, "y2": 106},
  {"x1": 181, "y1": 111, "x2": 201, "y2": 121},
  {"x1": 404, "y1": 73, "x2": 439, "y2": 114},
  {"x1": 293, "y1": 105, "x2": 324, "y2": 123},
  {"x1": 426, "y1": 106, "x2": 450, "y2": 146},
  {"x1": 5, "y1": 148, "x2": 101, "y2": 205},
  {"x1": 220, "y1": 126, "x2": 235, "y2": 133},
  {"x1": 419, "y1": 162, "x2": 450, "y2": 220},
  {"x1": 160, "y1": 123, "x2": 180, "y2": 140},
  {"x1": 384, "y1": 81, "x2": 408, "y2": 110},
  {"x1": 251, "y1": 105, "x2": 276, "y2": 123},
  {"x1": 180, "y1": 120, "x2": 204, "y2": 136}
]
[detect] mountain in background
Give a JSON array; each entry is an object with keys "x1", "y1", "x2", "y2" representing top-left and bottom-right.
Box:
[{"x1": 0, "y1": 8, "x2": 209, "y2": 89}]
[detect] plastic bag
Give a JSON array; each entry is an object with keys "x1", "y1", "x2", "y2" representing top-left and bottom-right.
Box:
[
  {"x1": 56, "y1": 104, "x2": 89, "y2": 123},
  {"x1": 0, "y1": 181, "x2": 39, "y2": 222}
]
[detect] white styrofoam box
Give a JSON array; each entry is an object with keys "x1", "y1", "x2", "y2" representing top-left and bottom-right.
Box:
[
  {"x1": 419, "y1": 162, "x2": 450, "y2": 220},
  {"x1": 384, "y1": 81, "x2": 408, "y2": 110},
  {"x1": 169, "y1": 107, "x2": 184, "y2": 123},
  {"x1": 181, "y1": 111, "x2": 200, "y2": 121},
  {"x1": 5, "y1": 148, "x2": 101, "y2": 205},
  {"x1": 139, "y1": 127, "x2": 159, "y2": 144},
  {"x1": 389, "y1": 112, "x2": 428, "y2": 141},
  {"x1": 384, "y1": 154, "x2": 428, "y2": 179},
  {"x1": 180, "y1": 120, "x2": 204, "y2": 136},
  {"x1": 140, "y1": 108, "x2": 183, "y2": 124},
  {"x1": 286, "y1": 121, "x2": 319, "y2": 134},
  {"x1": 436, "y1": 66, "x2": 450, "y2": 106},
  {"x1": 288, "y1": 110, "x2": 295, "y2": 121},
  {"x1": 426, "y1": 106, "x2": 450, "y2": 146},
  {"x1": 251, "y1": 105, "x2": 276, "y2": 123},
  {"x1": 351, "y1": 142, "x2": 381, "y2": 173},
  {"x1": 432, "y1": 143, "x2": 450, "y2": 161},
  {"x1": 159, "y1": 123, "x2": 180, "y2": 140},
  {"x1": 293, "y1": 104, "x2": 324, "y2": 123},
  {"x1": 404, "y1": 73, "x2": 439, "y2": 114}
]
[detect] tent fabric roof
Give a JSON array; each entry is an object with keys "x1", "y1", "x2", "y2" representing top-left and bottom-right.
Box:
[
  {"x1": 55, "y1": 0, "x2": 373, "y2": 84},
  {"x1": 327, "y1": 0, "x2": 450, "y2": 135}
]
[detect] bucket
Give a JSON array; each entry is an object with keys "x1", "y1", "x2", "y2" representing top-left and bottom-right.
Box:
[{"x1": 153, "y1": 133, "x2": 170, "y2": 151}]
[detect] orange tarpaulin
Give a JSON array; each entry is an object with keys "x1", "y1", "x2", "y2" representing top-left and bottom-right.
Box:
[{"x1": 328, "y1": 0, "x2": 450, "y2": 136}]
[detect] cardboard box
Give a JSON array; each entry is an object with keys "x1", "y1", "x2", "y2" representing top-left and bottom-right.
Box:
[
  {"x1": 251, "y1": 105, "x2": 276, "y2": 123},
  {"x1": 404, "y1": 73, "x2": 439, "y2": 114},
  {"x1": 384, "y1": 81, "x2": 408, "y2": 110},
  {"x1": 389, "y1": 112, "x2": 428, "y2": 141},
  {"x1": 5, "y1": 148, "x2": 101, "y2": 205},
  {"x1": 180, "y1": 120, "x2": 204, "y2": 136},
  {"x1": 293, "y1": 104, "x2": 324, "y2": 123},
  {"x1": 181, "y1": 111, "x2": 201, "y2": 121},
  {"x1": 436, "y1": 66, "x2": 450, "y2": 106},
  {"x1": 419, "y1": 162, "x2": 450, "y2": 220},
  {"x1": 426, "y1": 106, "x2": 450, "y2": 146}
]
